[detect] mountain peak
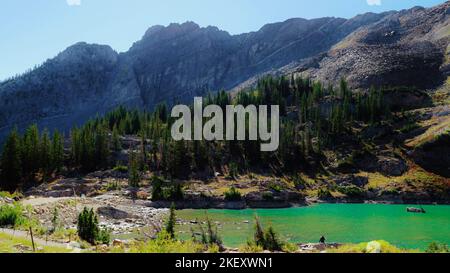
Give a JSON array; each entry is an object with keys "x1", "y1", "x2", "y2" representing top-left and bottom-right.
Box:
[
  {"x1": 54, "y1": 42, "x2": 117, "y2": 65},
  {"x1": 142, "y1": 21, "x2": 201, "y2": 40}
]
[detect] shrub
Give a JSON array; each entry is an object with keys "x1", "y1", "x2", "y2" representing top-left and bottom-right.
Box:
[
  {"x1": 330, "y1": 240, "x2": 409, "y2": 253},
  {"x1": 128, "y1": 153, "x2": 141, "y2": 188},
  {"x1": 151, "y1": 177, "x2": 184, "y2": 201},
  {"x1": 250, "y1": 215, "x2": 283, "y2": 252},
  {"x1": 166, "y1": 184, "x2": 184, "y2": 201},
  {"x1": 292, "y1": 175, "x2": 307, "y2": 189},
  {"x1": 262, "y1": 192, "x2": 274, "y2": 201},
  {"x1": 0, "y1": 204, "x2": 25, "y2": 227},
  {"x1": 97, "y1": 229, "x2": 111, "y2": 245},
  {"x1": 105, "y1": 181, "x2": 121, "y2": 191},
  {"x1": 317, "y1": 188, "x2": 332, "y2": 199},
  {"x1": 337, "y1": 185, "x2": 365, "y2": 198},
  {"x1": 113, "y1": 165, "x2": 128, "y2": 173},
  {"x1": 380, "y1": 188, "x2": 399, "y2": 196},
  {"x1": 207, "y1": 244, "x2": 220, "y2": 253},
  {"x1": 269, "y1": 183, "x2": 283, "y2": 192},
  {"x1": 77, "y1": 208, "x2": 98, "y2": 244},
  {"x1": 253, "y1": 216, "x2": 265, "y2": 247},
  {"x1": 264, "y1": 226, "x2": 282, "y2": 251},
  {"x1": 0, "y1": 191, "x2": 23, "y2": 200},
  {"x1": 426, "y1": 242, "x2": 449, "y2": 253},
  {"x1": 51, "y1": 207, "x2": 60, "y2": 232},
  {"x1": 192, "y1": 215, "x2": 223, "y2": 249},
  {"x1": 282, "y1": 242, "x2": 299, "y2": 253},
  {"x1": 127, "y1": 231, "x2": 204, "y2": 253},
  {"x1": 224, "y1": 187, "x2": 242, "y2": 201},
  {"x1": 77, "y1": 207, "x2": 110, "y2": 245},
  {"x1": 151, "y1": 176, "x2": 165, "y2": 201},
  {"x1": 240, "y1": 242, "x2": 264, "y2": 253},
  {"x1": 227, "y1": 162, "x2": 239, "y2": 179}
]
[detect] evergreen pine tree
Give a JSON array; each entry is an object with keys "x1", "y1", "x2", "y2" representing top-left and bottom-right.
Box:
[
  {"x1": 112, "y1": 126, "x2": 122, "y2": 151},
  {"x1": 254, "y1": 215, "x2": 265, "y2": 248},
  {"x1": 51, "y1": 130, "x2": 64, "y2": 173},
  {"x1": 128, "y1": 152, "x2": 141, "y2": 188},
  {"x1": 0, "y1": 128, "x2": 22, "y2": 191},
  {"x1": 40, "y1": 129, "x2": 52, "y2": 178},
  {"x1": 21, "y1": 124, "x2": 40, "y2": 179},
  {"x1": 165, "y1": 203, "x2": 176, "y2": 239}
]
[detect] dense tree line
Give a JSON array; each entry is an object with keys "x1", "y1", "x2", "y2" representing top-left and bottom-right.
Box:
[
  {"x1": 0, "y1": 125, "x2": 64, "y2": 191},
  {"x1": 1, "y1": 76, "x2": 391, "y2": 192},
  {"x1": 70, "y1": 123, "x2": 109, "y2": 172}
]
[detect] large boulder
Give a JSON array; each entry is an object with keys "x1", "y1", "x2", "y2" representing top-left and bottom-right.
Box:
[
  {"x1": 97, "y1": 206, "x2": 133, "y2": 220},
  {"x1": 332, "y1": 175, "x2": 369, "y2": 187},
  {"x1": 382, "y1": 88, "x2": 432, "y2": 111},
  {"x1": 377, "y1": 157, "x2": 408, "y2": 176},
  {"x1": 411, "y1": 132, "x2": 450, "y2": 178}
]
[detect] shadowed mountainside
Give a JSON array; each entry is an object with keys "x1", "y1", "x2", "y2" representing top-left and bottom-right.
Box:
[{"x1": 0, "y1": 2, "x2": 449, "y2": 138}]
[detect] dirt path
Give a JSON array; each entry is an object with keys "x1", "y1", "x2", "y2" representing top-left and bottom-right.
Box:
[
  {"x1": 0, "y1": 228, "x2": 78, "y2": 251},
  {"x1": 21, "y1": 197, "x2": 73, "y2": 207}
]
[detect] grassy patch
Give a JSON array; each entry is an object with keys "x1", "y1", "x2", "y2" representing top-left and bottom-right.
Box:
[
  {"x1": 425, "y1": 242, "x2": 449, "y2": 253},
  {"x1": 336, "y1": 185, "x2": 365, "y2": 198},
  {"x1": 224, "y1": 187, "x2": 242, "y2": 201},
  {"x1": 49, "y1": 228, "x2": 78, "y2": 242},
  {"x1": 356, "y1": 171, "x2": 391, "y2": 188},
  {"x1": 239, "y1": 243, "x2": 264, "y2": 253},
  {"x1": 63, "y1": 199, "x2": 78, "y2": 207},
  {"x1": 432, "y1": 76, "x2": 450, "y2": 105},
  {"x1": 211, "y1": 178, "x2": 259, "y2": 196},
  {"x1": 329, "y1": 240, "x2": 417, "y2": 253},
  {"x1": 0, "y1": 232, "x2": 71, "y2": 253},
  {"x1": 116, "y1": 234, "x2": 206, "y2": 253},
  {"x1": 405, "y1": 114, "x2": 450, "y2": 148},
  {"x1": 357, "y1": 162, "x2": 447, "y2": 192},
  {"x1": 0, "y1": 191, "x2": 23, "y2": 200},
  {"x1": 113, "y1": 165, "x2": 128, "y2": 173}
]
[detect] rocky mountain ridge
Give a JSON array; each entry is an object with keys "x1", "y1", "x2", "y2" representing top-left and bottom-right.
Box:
[{"x1": 0, "y1": 2, "x2": 449, "y2": 138}]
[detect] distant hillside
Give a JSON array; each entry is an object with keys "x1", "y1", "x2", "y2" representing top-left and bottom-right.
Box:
[{"x1": 0, "y1": 2, "x2": 449, "y2": 139}]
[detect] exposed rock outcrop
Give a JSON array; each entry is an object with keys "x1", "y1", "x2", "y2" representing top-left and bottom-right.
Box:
[
  {"x1": 377, "y1": 157, "x2": 408, "y2": 177},
  {"x1": 332, "y1": 175, "x2": 369, "y2": 187},
  {"x1": 292, "y1": 2, "x2": 449, "y2": 90},
  {"x1": 411, "y1": 132, "x2": 450, "y2": 177}
]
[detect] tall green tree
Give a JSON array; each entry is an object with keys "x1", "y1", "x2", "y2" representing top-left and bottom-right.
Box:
[
  {"x1": 51, "y1": 130, "x2": 64, "y2": 173},
  {"x1": 165, "y1": 203, "x2": 176, "y2": 239},
  {"x1": 21, "y1": 124, "x2": 40, "y2": 179},
  {"x1": 128, "y1": 152, "x2": 141, "y2": 188},
  {"x1": 0, "y1": 128, "x2": 22, "y2": 191},
  {"x1": 112, "y1": 126, "x2": 121, "y2": 151},
  {"x1": 40, "y1": 129, "x2": 52, "y2": 178}
]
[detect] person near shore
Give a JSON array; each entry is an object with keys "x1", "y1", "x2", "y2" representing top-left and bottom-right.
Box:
[{"x1": 319, "y1": 236, "x2": 326, "y2": 244}]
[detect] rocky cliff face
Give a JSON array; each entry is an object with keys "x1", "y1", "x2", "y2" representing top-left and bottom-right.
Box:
[
  {"x1": 291, "y1": 3, "x2": 450, "y2": 89},
  {"x1": 0, "y1": 2, "x2": 448, "y2": 137}
]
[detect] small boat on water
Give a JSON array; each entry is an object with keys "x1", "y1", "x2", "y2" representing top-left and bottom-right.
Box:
[{"x1": 407, "y1": 207, "x2": 426, "y2": 213}]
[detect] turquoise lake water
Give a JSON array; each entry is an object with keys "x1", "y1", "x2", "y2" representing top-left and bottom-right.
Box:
[{"x1": 177, "y1": 204, "x2": 450, "y2": 249}]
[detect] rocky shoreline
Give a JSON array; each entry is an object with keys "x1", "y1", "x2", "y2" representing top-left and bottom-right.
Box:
[{"x1": 146, "y1": 198, "x2": 450, "y2": 210}]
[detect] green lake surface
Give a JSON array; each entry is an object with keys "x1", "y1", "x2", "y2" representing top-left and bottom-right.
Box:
[{"x1": 177, "y1": 204, "x2": 450, "y2": 250}]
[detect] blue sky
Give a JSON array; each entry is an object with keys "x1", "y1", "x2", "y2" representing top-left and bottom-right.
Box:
[{"x1": 0, "y1": 0, "x2": 445, "y2": 80}]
